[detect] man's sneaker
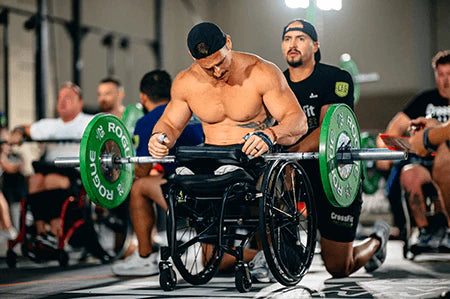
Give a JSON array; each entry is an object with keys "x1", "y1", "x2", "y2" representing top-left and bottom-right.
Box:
[
  {"x1": 415, "y1": 226, "x2": 446, "y2": 249},
  {"x1": 365, "y1": 220, "x2": 390, "y2": 273},
  {"x1": 35, "y1": 233, "x2": 58, "y2": 249},
  {"x1": 112, "y1": 251, "x2": 159, "y2": 276},
  {"x1": 248, "y1": 250, "x2": 275, "y2": 283},
  {"x1": 0, "y1": 227, "x2": 18, "y2": 240},
  {"x1": 428, "y1": 226, "x2": 446, "y2": 249},
  {"x1": 439, "y1": 230, "x2": 450, "y2": 253}
]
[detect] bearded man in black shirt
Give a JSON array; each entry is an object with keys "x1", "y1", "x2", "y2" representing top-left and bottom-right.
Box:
[{"x1": 278, "y1": 19, "x2": 389, "y2": 277}]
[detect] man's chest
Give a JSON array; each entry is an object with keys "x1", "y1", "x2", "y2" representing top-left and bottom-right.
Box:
[{"x1": 187, "y1": 84, "x2": 264, "y2": 122}]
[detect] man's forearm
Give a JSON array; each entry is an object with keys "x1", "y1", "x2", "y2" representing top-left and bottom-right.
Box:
[
  {"x1": 270, "y1": 113, "x2": 308, "y2": 146},
  {"x1": 152, "y1": 121, "x2": 181, "y2": 148},
  {"x1": 427, "y1": 121, "x2": 450, "y2": 147}
]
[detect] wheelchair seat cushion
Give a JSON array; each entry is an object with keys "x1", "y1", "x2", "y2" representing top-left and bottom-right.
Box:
[
  {"x1": 175, "y1": 146, "x2": 249, "y2": 174},
  {"x1": 173, "y1": 169, "x2": 255, "y2": 197}
]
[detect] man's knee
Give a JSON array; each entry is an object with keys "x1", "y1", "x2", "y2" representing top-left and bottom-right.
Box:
[
  {"x1": 323, "y1": 259, "x2": 352, "y2": 278},
  {"x1": 43, "y1": 173, "x2": 71, "y2": 190},
  {"x1": 432, "y1": 145, "x2": 450, "y2": 186},
  {"x1": 400, "y1": 164, "x2": 432, "y2": 192},
  {"x1": 28, "y1": 174, "x2": 45, "y2": 193},
  {"x1": 130, "y1": 179, "x2": 147, "y2": 208}
]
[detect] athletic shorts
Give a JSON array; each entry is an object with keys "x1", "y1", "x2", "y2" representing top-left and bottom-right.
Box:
[{"x1": 299, "y1": 159, "x2": 362, "y2": 243}]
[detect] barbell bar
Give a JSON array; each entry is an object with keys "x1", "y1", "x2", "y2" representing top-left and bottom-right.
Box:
[
  {"x1": 54, "y1": 148, "x2": 406, "y2": 168},
  {"x1": 52, "y1": 104, "x2": 407, "y2": 209}
]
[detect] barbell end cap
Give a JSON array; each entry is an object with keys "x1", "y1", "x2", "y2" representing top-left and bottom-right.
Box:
[{"x1": 158, "y1": 133, "x2": 167, "y2": 144}]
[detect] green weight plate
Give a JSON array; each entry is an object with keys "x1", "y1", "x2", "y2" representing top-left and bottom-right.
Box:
[
  {"x1": 79, "y1": 114, "x2": 135, "y2": 209},
  {"x1": 319, "y1": 104, "x2": 362, "y2": 208},
  {"x1": 122, "y1": 103, "x2": 144, "y2": 136},
  {"x1": 360, "y1": 132, "x2": 381, "y2": 195}
]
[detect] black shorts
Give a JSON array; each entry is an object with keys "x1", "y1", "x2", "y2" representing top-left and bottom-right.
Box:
[
  {"x1": 28, "y1": 189, "x2": 72, "y2": 222},
  {"x1": 299, "y1": 159, "x2": 362, "y2": 243}
]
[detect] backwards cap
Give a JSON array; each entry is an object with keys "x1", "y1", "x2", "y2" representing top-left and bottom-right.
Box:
[
  {"x1": 187, "y1": 22, "x2": 227, "y2": 59},
  {"x1": 282, "y1": 19, "x2": 321, "y2": 62}
]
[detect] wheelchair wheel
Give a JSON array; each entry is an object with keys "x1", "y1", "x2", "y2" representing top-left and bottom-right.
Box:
[
  {"x1": 57, "y1": 249, "x2": 69, "y2": 267},
  {"x1": 259, "y1": 160, "x2": 317, "y2": 286},
  {"x1": 159, "y1": 266, "x2": 177, "y2": 291},
  {"x1": 167, "y1": 185, "x2": 224, "y2": 285},
  {"x1": 86, "y1": 198, "x2": 133, "y2": 260},
  {"x1": 6, "y1": 249, "x2": 17, "y2": 268}
]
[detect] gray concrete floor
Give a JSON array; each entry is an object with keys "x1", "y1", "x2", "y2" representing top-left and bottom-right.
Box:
[{"x1": 1, "y1": 240, "x2": 449, "y2": 299}]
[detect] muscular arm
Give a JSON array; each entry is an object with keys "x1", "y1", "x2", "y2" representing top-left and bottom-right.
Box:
[
  {"x1": 290, "y1": 104, "x2": 331, "y2": 152},
  {"x1": 259, "y1": 62, "x2": 307, "y2": 145},
  {"x1": 148, "y1": 73, "x2": 192, "y2": 158},
  {"x1": 376, "y1": 111, "x2": 411, "y2": 170},
  {"x1": 408, "y1": 119, "x2": 450, "y2": 156},
  {"x1": 376, "y1": 112, "x2": 411, "y2": 147}
]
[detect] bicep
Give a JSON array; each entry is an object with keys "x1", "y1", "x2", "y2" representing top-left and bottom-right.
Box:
[
  {"x1": 162, "y1": 98, "x2": 192, "y2": 131},
  {"x1": 260, "y1": 65, "x2": 302, "y2": 121}
]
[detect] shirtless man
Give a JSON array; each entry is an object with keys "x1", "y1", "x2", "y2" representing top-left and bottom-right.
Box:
[{"x1": 148, "y1": 22, "x2": 306, "y2": 159}]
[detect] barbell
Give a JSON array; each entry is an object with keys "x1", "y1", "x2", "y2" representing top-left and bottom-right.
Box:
[{"x1": 53, "y1": 104, "x2": 406, "y2": 209}]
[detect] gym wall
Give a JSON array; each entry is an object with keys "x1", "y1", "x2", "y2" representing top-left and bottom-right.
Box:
[{"x1": 0, "y1": 0, "x2": 449, "y2": 132}]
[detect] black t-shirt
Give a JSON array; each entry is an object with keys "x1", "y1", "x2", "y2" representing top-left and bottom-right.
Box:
[
  {"x1": 402, "y1": 89, "x2": 449, "y2": 122},
  {"x1": 284, "y1": 63, "x2": 354, "y2": 137}
]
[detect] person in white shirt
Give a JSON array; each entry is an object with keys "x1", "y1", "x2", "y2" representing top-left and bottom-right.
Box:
[{"x1": 10, "y1": 82, "x2": 93, "y2": 238}]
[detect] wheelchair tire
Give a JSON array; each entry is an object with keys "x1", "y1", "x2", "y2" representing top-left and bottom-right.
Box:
[
  {"x1": 85, "y1": 196, "x2": 133, "y2": 260},
  {"x1": 259, "y1": 160, "x2": 317, "y2": 286},
  {"x1": 6, "y1": 249, "x2": 17, "y2": 268},
  {"x1": 167, "y1": 185, "x2": 224, "y2": 285},
  {"x1": 159, "y1": 266, "x2": 177, "y2": 291},
  {"x1": 235, "y1": 264, "x2": 252, "y2": 293},
  {"x1": 57, "y1": 249, "x2": 69, "y2": 267}
]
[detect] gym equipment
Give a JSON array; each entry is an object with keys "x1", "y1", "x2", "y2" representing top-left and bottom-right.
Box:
[
  {"x1": 361, "y1": 132, "x2": 381, "y2": 194},
  {"x1": 121, "y1": 103, "x2": 144, "y2": 136},
  {"x1": 54, "y1": 104, "x2": 407, "y2": 209}
]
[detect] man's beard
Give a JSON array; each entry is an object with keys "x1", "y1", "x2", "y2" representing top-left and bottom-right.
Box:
[{"x1": 287, "y1": 58, "x2": 303, "y2": 68}]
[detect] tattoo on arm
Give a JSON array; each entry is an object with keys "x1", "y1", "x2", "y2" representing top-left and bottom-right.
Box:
[
  {"x1": 411, "y1": 193, "x2": 422, "y2": 208},
  {"x1": 237, "y1": 117, "x2": 276, "y2": 130}
]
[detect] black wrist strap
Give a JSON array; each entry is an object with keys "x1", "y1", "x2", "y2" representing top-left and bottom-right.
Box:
[
  {"x1": 243, "y1": 131, "x2": 274, "y2": 150},
  {"x1": 423, "y1": 127, "x2": 438, "y2": 153}
]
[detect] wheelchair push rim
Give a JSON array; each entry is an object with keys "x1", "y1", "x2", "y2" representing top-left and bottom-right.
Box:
[
  {"x1": 259, "y1": 160, "x2": 317, "y2": 286},
  {"x1": 167, "y1": 185, "x2": 224, "y2": 285}
]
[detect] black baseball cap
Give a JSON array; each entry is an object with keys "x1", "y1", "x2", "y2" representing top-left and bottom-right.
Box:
[
  {"x1": 187, "y1": 22, "x2": 227, "y2": 59},
  {"x1": 282, "y1": 19, "x2": 321, "y2": 62}
]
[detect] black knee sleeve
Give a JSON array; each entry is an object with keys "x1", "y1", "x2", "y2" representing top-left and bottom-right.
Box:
[
  {"x1": 422, "y1": 182, "x2": 438, "y2": 201},
  {"x1": 428, "y1": 212, "x2": 448, "y2": 229}
]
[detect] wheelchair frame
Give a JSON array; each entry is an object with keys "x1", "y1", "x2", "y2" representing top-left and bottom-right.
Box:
[
  {"x1": 158, "y1": 147, "x2": 317, "y2": 292},
  {"x1": 6, "y1": 186, "x2": 133, "y2": 268}
]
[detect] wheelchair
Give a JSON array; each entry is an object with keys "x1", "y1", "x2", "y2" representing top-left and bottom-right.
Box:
[
  {"x1": 6, "y1": 164, "x2": 132, "y2": 268},
  {"x1": 158, "y1": 146, "x2": 317, "y2": 292},
  {"x1": 390, "y1": 157, "x2": 449, "y2": 259}
]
